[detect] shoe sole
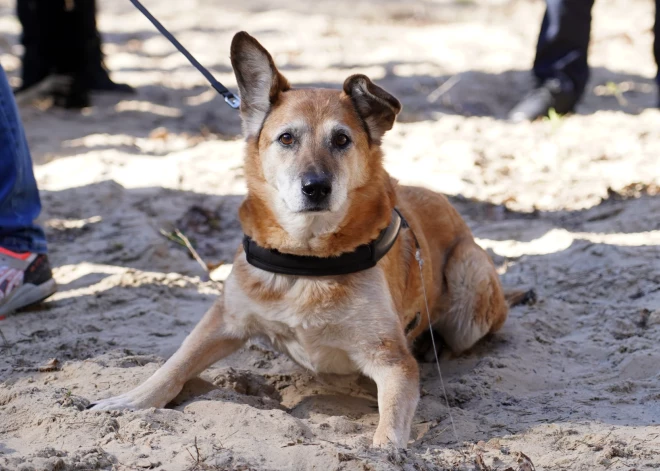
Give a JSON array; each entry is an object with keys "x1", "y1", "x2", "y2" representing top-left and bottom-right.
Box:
[{"x1": 0, "y1": 278, "x2": 58, "y2": 317}]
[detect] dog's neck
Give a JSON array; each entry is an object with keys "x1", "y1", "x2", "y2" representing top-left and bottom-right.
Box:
[{"x1": 239, "y1": 170, "x2": 396, "y2": 258}]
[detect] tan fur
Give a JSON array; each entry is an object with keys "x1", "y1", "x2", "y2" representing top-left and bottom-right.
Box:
[{"x1": 90, "y1": 32, "x2": 511, "y2": 449}]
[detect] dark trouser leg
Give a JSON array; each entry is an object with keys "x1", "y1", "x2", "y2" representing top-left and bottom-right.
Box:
[
  {"x1": 654, "y1": 0, "x2": 660, "y2": 96},
  {"x1": 533, "y1": 0, "x2": 595, "y2": 100},
  {"x1": 66, "y1": 0, "x2": 106, "y2": 89},
  {"x1": 73, "y1": 0, "x2": 134, "y2": 93},
  {"x1": 17, "y1": 0, "x2": 58, "y2": 91},
  {"x1": 54, "y1": 0, "x2": 92, "y2": 108},
  {"x1": 17, "y1": 0, "x2": 89, "y2": 107},
  {"x1": 17, "y1": 0, "x2": 131, "y2": 106}
]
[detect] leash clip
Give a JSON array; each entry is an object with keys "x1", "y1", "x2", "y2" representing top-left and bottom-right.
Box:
[{"x1": 224, "y1": 94, "x2": 241, "y2": 109}]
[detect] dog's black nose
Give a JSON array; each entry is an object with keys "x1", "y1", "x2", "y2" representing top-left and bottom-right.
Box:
[{"x1": 301, "y1": 174, "x2": 332, "y2": 204}]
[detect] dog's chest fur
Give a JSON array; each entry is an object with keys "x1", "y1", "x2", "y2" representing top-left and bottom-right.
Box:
[{"x1": 225, "y1": 257, "x2": 397, "y2": 374}]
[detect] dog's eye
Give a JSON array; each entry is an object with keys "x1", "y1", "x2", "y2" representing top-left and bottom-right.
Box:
[
  {"x1": 279, "y1": 133, "x2": 294, "y2": 146},
  {"x1": 333, "y1": 133, "x2": 350, "y2": 148}
]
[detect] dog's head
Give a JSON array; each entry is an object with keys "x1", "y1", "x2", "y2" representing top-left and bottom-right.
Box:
[{"x1": 231, "y1": 32, "x2": 400, "y2": 248}]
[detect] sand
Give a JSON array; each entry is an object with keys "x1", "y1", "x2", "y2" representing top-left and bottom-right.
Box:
[{"x1": 0, "y1": 0, "x2": 659, "y2": 469}]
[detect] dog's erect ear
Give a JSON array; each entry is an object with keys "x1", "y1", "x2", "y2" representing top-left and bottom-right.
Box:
[
  {"x1": 230, "y1": 32, "x2": 290, "y2": 137},
  {"x1": 343, "y1": 74, "x2": 401, "y2": 144}
]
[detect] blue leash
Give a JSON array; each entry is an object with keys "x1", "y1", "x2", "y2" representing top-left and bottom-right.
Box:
[{"x1": 128, "y1": 0, "x2": 240, "y2": 109}]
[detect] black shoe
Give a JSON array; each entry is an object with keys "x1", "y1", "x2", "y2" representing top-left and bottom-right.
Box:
[
  {"x1": 88, "y1": 71, "x2": 135, "y2": 94},
  {"x1": 52, "y1": 75, "x2": 91, "y2": 109},
  {"x1": 508, "y1": 79, "x2": 579, "y2": 122},
  {"x1": 14, "y1": 74, "x2": 90, "y2": 109},
  {"x1": 83, "y1": 37, "x2": 135, "y2": 94}
]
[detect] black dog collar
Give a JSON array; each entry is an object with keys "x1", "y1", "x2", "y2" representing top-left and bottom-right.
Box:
[{"x1": 243, "y1": 208, "x2": 407, "y2": 277}]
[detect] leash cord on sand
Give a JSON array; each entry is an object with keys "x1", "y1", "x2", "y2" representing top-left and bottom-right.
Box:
[
  {"x1": 128, "y1": 0, "x2": 240, "y2": 109},
  {"x1": 414, "y1": 244, "x2": 460, "y2": 445}
]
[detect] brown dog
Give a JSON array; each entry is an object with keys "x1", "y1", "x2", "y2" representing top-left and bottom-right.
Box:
[{"x1": 90, "y1": 32, "x2": 516, "y2": 448}]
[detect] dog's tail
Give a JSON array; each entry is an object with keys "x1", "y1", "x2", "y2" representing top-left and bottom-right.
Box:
[{"x1": 504, "y1": 288, "x2": 537, "y2": 307}]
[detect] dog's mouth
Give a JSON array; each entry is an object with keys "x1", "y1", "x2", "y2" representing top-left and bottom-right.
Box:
[
  {"x1": 280, "y1": 197, "x2": 331, "y2": 214},
  {"x1": 299, "y1": 205, "x2": 330, "y2": 213}
]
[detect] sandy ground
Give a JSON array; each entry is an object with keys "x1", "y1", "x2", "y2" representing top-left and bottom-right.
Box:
[{"x1": 1, "y1": 0, "x2": 659, "y2": 469}]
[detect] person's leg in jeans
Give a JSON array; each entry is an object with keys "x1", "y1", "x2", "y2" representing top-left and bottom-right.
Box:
[
  {"x1": 509, "y1": 0, "x2": 596, "y2": 121},
  {"x1": 0, "y1": 64, "x2": 56, "y2": 316}
]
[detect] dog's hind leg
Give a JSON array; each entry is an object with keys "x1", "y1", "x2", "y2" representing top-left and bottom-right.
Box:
[
  {"x1": 88, "y1": 296, "x2": 245, "y2": 410},
  {"x1": 434, "y1": 239, "x2": 509, "y2": 353}
]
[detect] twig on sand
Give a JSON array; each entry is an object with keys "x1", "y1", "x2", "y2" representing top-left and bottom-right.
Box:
[
  {"x1": 174, "y1": 228, "x2": 209, "y2": 274},
  {"x1": 606, "y1": 81, "x2": 628, "y2": 107},
  {"x1": 0, "y1": 328, "x2": 10, "y2": 349},
  {"x1": 159, "y1": 228, "x2": 187, "y2": 247},
  {"x1": 159, "y1": 227, "x2": 209, "y2": 275},
  {"x1": 515, "y1": 451, "x2": 536, "y2": 471},
  {"x1": 281, "y1": 441, "x2": 320, "y2": 447},
  {"x1": 475, "y1": 452, "x2": 491, "y2": 470},
  {"x1": 317, "y1": 437, "x2": 352, "y2": 449},
  {"x1": 428, "y1": 74, "x2": 461, "y2": 103},
  {"x1": 185, "y1": 436, "x2": 203, "y2": 467}
]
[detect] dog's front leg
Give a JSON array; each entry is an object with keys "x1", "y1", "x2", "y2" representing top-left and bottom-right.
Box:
[
  {"x1": 354, "y1": 339, "x2": 420, "y2": 448},
  {"x1": 89, "y1": 298, "x2": 245, "y2": 410}
]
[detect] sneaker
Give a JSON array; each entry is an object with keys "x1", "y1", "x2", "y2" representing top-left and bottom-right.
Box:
[
  {"x1": 0, "y1": 247, "x2": 57, "y2": 317},
  {"x1": 508, "y1": 79, "x2": 579, "y2": 122}
]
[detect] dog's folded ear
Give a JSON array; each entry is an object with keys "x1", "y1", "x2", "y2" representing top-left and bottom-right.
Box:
[
  {"x1": 343, "y1": 75, "x2": 402, "y2": 144},
  {"x1": 230, "y1": 32, "x2": 290, "y2": 137}
]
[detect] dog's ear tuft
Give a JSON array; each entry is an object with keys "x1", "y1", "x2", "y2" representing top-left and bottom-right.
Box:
[
  {"x1": 230, "y1": 32, "x2": 290, "y2": 137},
  {"x1": 343, "y1": 74, "x2": 401, "y2": 144}
]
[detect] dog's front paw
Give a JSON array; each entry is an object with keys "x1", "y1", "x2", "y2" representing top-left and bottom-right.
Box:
[
  {"x1": 372, "y1": 428, "x2": 406, "y2": 449},
  {"x1": 88, "y1": 378, "x2": 182, "y2": 411},
  {"x1": 87, "y1": 386, "x2": 166, "y2": 411},
  {"x1": 86, "y1": 393, "x2": 142, "y2": 411}
]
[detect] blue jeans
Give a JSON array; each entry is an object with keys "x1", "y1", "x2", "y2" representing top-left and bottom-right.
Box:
[
  {"x1": 0, "y1": 64, "x2": 47, "y2": 254},
  {"x1": 534, "y1": 0, "x2": 660, "y2": 98}
]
